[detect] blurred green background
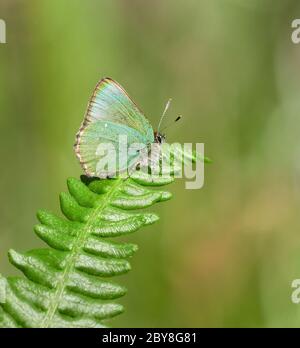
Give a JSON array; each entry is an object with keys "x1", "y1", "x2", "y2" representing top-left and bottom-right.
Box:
[{"x1": 1, "y1": 0, "x2": 300, "y2": 327}]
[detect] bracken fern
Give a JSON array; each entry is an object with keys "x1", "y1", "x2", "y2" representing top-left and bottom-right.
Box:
[
  {"x1": 0, "y1": 171, "x2": 174, "y2": 328},
  {"x1": 0, "y1": 148, "x2": 209, "y2": 328}
]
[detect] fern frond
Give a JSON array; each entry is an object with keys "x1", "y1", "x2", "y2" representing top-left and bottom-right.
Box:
[
  {"x1": 0, "y1": 144, "x2": 209, "y2": 328},
  {"x1": 0, "y1": 173, "x2": 173, "y2": 328}
]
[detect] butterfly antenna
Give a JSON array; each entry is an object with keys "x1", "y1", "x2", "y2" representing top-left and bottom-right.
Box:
[
  {"x1": 161, "y1": 115, "x2": 182, "y2": 132},
  {"x1": 157, "y1": 98, "x2": 172, "y2": 132}
]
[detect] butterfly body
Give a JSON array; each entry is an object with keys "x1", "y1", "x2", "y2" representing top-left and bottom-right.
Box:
[
  {"x1": 154, "y1": 131, "x2": 166, "y2": 144},
  {"x1": 74, "y1": 78, "x2": 164, "y2": 178}
]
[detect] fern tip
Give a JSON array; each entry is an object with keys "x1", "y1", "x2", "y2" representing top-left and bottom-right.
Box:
[
  {"x1": 143, "y1": 213, "x2": 159, "y2": 225},
  {"x1": 160, "y1": 191, "x2": 172, "y2": 201},
  {"x1": 7, "y1": 249, "x2": 19, "y2": 266},
  {"x1": 36, "y1": 209, "x2": 47, "y2": 221}
]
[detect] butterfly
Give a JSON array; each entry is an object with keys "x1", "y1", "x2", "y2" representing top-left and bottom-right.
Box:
[{"x1": 74, "y1": 78, "x2": 168, "y2": 178}]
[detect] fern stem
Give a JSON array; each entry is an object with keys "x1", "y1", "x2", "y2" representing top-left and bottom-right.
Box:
[{"x1": 40, "y1": 178, "x2": 123, "y2": 327}]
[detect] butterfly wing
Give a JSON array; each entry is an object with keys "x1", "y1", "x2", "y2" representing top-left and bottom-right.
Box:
[{"x1": 75, "y1": 78, "x2": 154, "y2": 177}]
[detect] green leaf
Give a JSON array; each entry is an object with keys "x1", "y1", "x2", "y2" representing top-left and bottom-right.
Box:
[
  {"x1": 0, "y1": 146, "x2": 210, "y2": 328},
  {"x1": 0, "y1": 174, "x2": 173, "y2": 328}
]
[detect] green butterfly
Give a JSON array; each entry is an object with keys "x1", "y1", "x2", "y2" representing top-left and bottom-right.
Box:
[{"x1": 74, "y1": 78, "x2": 166, "y2": 178}]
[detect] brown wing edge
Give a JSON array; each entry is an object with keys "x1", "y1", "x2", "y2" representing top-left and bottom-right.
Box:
[{"x1": 74, "y1": 78, "x2": 108, "y2": 176}]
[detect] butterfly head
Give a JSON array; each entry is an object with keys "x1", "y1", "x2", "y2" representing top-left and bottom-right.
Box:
[{"x1": 154, "y1": 131, "x2": 166, "y2": 144}]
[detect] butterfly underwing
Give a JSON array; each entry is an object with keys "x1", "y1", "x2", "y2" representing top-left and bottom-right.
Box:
[{"x1": 74, "y1": 78, "x2": 165, "y2": 178}]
